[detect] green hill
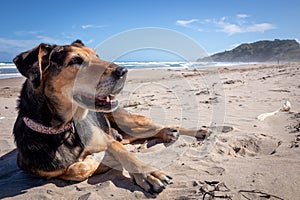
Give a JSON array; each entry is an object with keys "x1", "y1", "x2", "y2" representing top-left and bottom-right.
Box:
[{"x1": 198, "y1": 39, "x2": 300, "y2": 62}]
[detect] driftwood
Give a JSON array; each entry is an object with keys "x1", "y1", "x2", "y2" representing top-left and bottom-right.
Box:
[{"x1": 257, "y1": 100, "x2": 291, "y2": 121}]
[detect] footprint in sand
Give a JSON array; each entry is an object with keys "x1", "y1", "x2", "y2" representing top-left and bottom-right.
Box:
[{"x1": 216, "y1": 134, "x2": 281, "y2": 157}]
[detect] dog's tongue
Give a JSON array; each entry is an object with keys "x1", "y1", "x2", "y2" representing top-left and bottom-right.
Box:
[
  {"x1": 96, "y1": 95, "x2": 115, "y2": 103},
  {"x1": 95, "y1": 96, "x2": 106, "y2": 101}
]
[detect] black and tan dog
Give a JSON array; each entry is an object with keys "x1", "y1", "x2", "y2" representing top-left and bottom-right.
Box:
[{"x1": 12, "y1": 40, "x2": 208, "y2": 194}]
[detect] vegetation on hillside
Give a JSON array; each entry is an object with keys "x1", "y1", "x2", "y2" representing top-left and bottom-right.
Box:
[{"x1": 198, "y1": 39, "x2": 300, "y2": 62}]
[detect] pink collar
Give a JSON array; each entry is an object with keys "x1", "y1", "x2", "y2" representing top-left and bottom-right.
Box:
[{"x1": 23, "y1": 116, "x2": 74, "y2": 135}]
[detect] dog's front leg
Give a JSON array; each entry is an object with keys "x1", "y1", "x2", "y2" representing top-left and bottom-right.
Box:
[
  {"x1": 107, "y1": 140, "x2": 172, "y2": 193},
  {"x1": 60, "y1": 155, "x2": 101, "y2": 181},
  {"x1": 105, "y1": 108, "x2": 210, "y2": 143},
  {"x1": 105, "y1": 108, "x2": 180, "y2": 144}
]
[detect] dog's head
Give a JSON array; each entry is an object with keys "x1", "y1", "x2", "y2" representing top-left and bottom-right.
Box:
[{"x1": 13, "y1": 40, "x2": 127, "y2": 114}]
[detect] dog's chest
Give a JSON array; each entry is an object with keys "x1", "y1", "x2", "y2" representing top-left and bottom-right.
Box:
[
  {"x1": 74, "y1": 112, "x2": 111, "y2": 145},
  {"x1": 95, "y1": 112, "x2": 110, "y2": 133}
]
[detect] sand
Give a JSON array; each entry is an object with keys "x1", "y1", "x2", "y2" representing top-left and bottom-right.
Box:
[{"x1": 0, "y1": 63, "x2": 299, "y2": 199}]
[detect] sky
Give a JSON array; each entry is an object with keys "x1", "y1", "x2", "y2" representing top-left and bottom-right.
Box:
[{"x1": 0, "y1": 0, "x2": 299, "y2": 62}]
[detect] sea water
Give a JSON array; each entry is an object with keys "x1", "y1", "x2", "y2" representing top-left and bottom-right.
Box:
[
  {"x1": 0, "y1": 61, "x2": 252, "y2": 79},
  {"x1": 0, "y1": 63, "x2": 22, "y2": 79}
]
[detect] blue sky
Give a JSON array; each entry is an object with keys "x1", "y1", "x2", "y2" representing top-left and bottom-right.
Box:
[{"x1": 0, "y1": 0, "x2": 299, "y2": 61}]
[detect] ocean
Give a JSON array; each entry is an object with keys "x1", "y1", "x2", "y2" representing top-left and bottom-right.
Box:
[
  {"x1": 0, "y1": 61, "x2": 250, "y2": 79},
  {"x1": 0, "y1": 63, "x2": 22, "y2": 79}
]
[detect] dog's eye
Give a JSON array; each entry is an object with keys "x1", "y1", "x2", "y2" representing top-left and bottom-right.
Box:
[{"x1": 68, "y1": 56, "x2": 83, "y2": 66}]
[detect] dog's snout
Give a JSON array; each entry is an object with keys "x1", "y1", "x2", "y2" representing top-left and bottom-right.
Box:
[{"x1": 113, "y1": 66, "x2": 128, "y2": 78}]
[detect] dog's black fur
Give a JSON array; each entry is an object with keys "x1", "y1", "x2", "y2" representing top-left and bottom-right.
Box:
[
  {"x1": 13, "y1": 41, "x2": 94, "y2": 173},
  {"x1": 14, "y1": 115, "x2": 85, "y2": 172}
]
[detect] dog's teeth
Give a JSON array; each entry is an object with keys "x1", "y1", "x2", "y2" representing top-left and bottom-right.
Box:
[{"x1": 106, "y1": 96, "x2": 110, "y2": 102}]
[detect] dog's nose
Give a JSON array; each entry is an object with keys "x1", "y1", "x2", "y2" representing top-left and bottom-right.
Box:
[{"x1": 113, "y1": 66, "x2": 128, "y2": 78}]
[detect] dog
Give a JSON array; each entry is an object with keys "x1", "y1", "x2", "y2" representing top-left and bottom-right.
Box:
[{"x1": 13, "y1": 40, "x2": 208, "y2": 194}]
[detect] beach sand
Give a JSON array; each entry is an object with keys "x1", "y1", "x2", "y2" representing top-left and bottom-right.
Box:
[{"x1": 0, "y1": 63, "x2": 299, "y2": 199}]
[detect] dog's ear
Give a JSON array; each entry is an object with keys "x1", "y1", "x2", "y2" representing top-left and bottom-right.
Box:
[
  {"x1": 71, "y1": 40, "x2": 85, "y2": 47},
  {"x1": 13, "y1": 44, "x2": 53, "y2": 88}
]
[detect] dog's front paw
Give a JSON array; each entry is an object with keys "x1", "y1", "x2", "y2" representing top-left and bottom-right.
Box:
[
  {"x1": 131, "y1": 170, "x2": 172, "y2": 194},
  {"x1": 158, "y1": 128, "x2": 179, "y2": 143},
  {"x1": 195, "y1": 126, "x2": 234, "y2": 139},
  {"x1": 110, "y1": 128, "x2": 123, "y2": 142},
  {"x1": 195, "y1": 126, "x2": 209, "y2": 139}
]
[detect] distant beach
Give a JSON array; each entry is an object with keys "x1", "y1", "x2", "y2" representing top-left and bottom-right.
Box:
[{"x1": 0, "y1": 61, "x2": 257, "y2": 79}]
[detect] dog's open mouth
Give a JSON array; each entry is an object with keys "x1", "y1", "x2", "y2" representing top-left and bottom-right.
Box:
[{"x1": 73, "y1": 93, "x2": 118, "y2": 112}]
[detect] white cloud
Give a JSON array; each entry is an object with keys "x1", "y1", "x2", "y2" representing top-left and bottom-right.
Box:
[
  {"x1": 86, "y1": 39, "x2": 94, "y2": 44},
  {"x1": 0, "y1": 35, "x2": 69, "y2": 60},
  {"x1": 35, "y1": 36, "x2": 62, "y2": 44},
  {"x1": 176, "y1": 19, "x2": 198, "y2": 27},
  {"x1": 0, "y1": 34, "x2": 67, "y2": 51},
  {"x1": 81, "y1": 24, "x2": 105, "y2": 29},
  {"x1": 245, "y1": 23, "x2": 276, "y2": 33},
  {"x1": 237, "y1": 14, "x2": 250, "y2": 19},
  {"x1": 14, "y1": 30, "x2": 43, "y2": 36},
  {"x1": 218, "y1": 21, "x2": 276, "y2": 35},
  {"x1": 178, "y1": 15, "x2": 276, "y2": 35},
  {"x1": 220, "y1": 24, "x2": 242, "y2": 35},
  {"x1": 213, "y1": 16, "x2": 276, "y2": 35},
  {"x1": 0, "y1": 38, "x2": 37, "y2": 53},
  {"x1": 0, "y1": 38, "x2": 39, "y2": 60}
]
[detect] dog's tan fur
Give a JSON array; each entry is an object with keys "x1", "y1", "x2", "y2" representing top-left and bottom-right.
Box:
[{"x1": 13, "y1": 40, "x2": 208, "y2": 193}]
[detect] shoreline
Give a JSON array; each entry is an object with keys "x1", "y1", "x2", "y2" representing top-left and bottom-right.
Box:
[{"x1": 2, "y1": 61, "x2": 296, "y2": 80}]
